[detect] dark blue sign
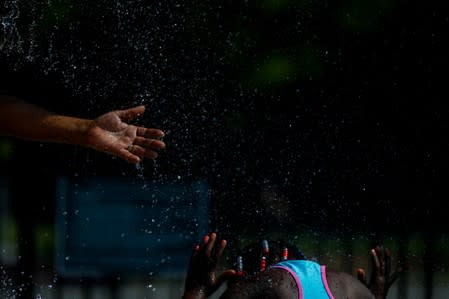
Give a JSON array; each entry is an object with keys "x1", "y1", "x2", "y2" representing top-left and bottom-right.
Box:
[{"x1": 55, "y1": 177, "x2": 209, "y2": 277}]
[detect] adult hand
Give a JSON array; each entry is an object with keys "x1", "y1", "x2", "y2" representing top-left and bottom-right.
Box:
[
  {"x1": 183, "y1": 233, "x2": 236, "y2": 299},
  {"x1": 357, "y1": 246, "x2": 401, "y2": 299},
  {"x1": 87, "y1": 105, "x2": 165, "y2": 163}
]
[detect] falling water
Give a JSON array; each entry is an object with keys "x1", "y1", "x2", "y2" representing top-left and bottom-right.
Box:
[
  {"x1": 2, "y1": 1, "x2": 227, "y2": 297},
  {"x1": 0, "y1": 0, "x2": 23, "y2": 56},
  {"x1": 0, "y1": 265, "x2": 27, "y2": 299},
  {"x1": 1, "y1": 0, "x2": 206, "y2": 175}
]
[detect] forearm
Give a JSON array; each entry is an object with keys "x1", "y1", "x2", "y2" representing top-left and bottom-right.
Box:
[{"x1": 0, "y1": 96, "x2": 93, "y2": 146}]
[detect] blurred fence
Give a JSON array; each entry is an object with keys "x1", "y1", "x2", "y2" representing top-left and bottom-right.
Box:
[{"x1": 1, "y1": 176, "x2": 449, "y2": 298}]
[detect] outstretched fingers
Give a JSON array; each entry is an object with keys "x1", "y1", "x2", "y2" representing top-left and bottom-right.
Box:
[
  {"x1": 371, "y1": 247, "x2": 382, "y2": 277},
  {"x1": 184, "y1": 233, "x2": 232, "y2": 299},
  {"x1": 365, "y1": 246, "x2": 402, "y2": 298},
  {"x1": 216, "y1": 240, "x2": 227, "y2": 259},
  {"x1": 205, "y1": 233, "x2": 217, "y2": 256},
  {"x1": 136, "y1": 127, "x2": 165, "y2": 139},
  {"x1": 134, "y1": 136, "x2": 165, "y2": 150},
  {"x1": 117, "y1": 148, "x2": 141, "y2": 164},
  {"x1": 115, "y1": 105, "x2": 145, "y2": 122},
  {"x1": 127, "y1": 144, "x2": 159, "y2": 159},
  {"x1": 193, "y1": 233, "x2": 217, "y2": 257}
]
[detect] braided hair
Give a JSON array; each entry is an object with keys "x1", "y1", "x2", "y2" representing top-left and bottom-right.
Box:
[
  {"x1": 233, "y1": 239, "x2": 307, "y2": 277},
  {"x1": 223, "y1": 240, "x2": 306, "y2": 299}
]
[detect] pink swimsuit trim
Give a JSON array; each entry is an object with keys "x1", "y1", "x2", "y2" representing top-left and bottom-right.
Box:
[{"x1": 320, "y1": 266, "x2": 335, "y2": 299}]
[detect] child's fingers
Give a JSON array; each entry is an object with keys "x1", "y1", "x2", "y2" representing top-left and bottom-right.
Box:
[
  {"x1": 357, "y1": 268, "x2": 368, "y2": 286},
  {"x1": 205, "y1": 233, "x2": 217, "y2": 255},
  {"x1": 376, "y1": 247, "x2": 385, "y2": 274},
  {"x1": 189, "y1": 244, "x2": 201, "y2": 260},
  {"x1": 194, "y1": 235, "x2": 209, "y2": 253},
  {"x1": 371, "y1": 248, "x2": 381, "y2": 275},
  {"x1": 216, "y1": 239, "x2": 227, "y2": 259}
]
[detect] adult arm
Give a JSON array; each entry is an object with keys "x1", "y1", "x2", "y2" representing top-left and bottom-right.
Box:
[{"x1": 0, "y1": 96, "x2": 165, "y2": 163}]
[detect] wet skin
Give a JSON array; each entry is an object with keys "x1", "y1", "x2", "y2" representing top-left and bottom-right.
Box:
[
  {"x1": 0, "y1": 97, "x2": 165, "y2": 163},
  {"x1": 183, "y1": 234, "x2": 400, "y2": 299}
]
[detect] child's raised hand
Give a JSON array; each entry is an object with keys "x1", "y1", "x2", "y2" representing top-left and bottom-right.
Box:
[
  {"x1": 357, "y1": 246, "x2": 402, "y2": 299},
  {"x1": 183, "y1": 233, "x2": 236, "y2": 299}
]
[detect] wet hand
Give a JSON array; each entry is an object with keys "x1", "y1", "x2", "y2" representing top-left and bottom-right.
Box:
[
  {"x1": 87, "y1": 105, "x2": 165, "y2": 163},
  {"x1": 357, "y1": 246, "x2": 401, "y2": 299},
  {"x1": 183, "y1": 233, "x2": 236, "y2": 299}
]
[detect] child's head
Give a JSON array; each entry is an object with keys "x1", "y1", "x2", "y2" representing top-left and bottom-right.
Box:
[
  {"x1": 233, "y1": 239, "x2": 306, "y2": 276},
  {"x1": 223, "y1": 240, "x2": 305, "y2": 299}
]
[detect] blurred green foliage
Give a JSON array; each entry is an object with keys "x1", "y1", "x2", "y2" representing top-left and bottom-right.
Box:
[
  {"x1": 0, "y1": 218, "x2": 18, "y2": 248},
  {"x1": 0, "y1": 139, "x2": 13, "y2": 161},
  {"x1": 247, "y1": 46, "x2": 324, "y2": 86},
  {"x1": 35, "y1": 224, "x2": 54, "y2": 260},
  {"x1": 253, "y1": 55, "x2": 292, "y2": 84},
  {"x1": 38, "y1": 0, "x2": 78, "y2": 32},
  {"x1": 337, "y1": 0, "x2": 396, "y2": 32},
  {"x1": 408, "y1": 233, "x2": 426, "y2": 257},
  {"x1": 259, "y1": 0, "x2": 290, "y2": 13}
]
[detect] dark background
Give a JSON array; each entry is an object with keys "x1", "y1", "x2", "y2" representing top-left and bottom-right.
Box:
[{"x1": 1, "y1": 0, "x2": 449, "y2": 298}]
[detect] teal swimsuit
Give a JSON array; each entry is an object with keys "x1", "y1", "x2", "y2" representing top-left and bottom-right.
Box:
[{"x1": 271, "y1": 260, "x2": 335, "y2": 299}]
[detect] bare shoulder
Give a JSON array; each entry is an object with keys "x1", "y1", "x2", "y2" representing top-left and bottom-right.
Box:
[
  {"x1": 326, "y1": 269, "x2": 374, "y2": 299},
  {"x1": 220, "y1": 269, "x2": 297, "y2": 299}
]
